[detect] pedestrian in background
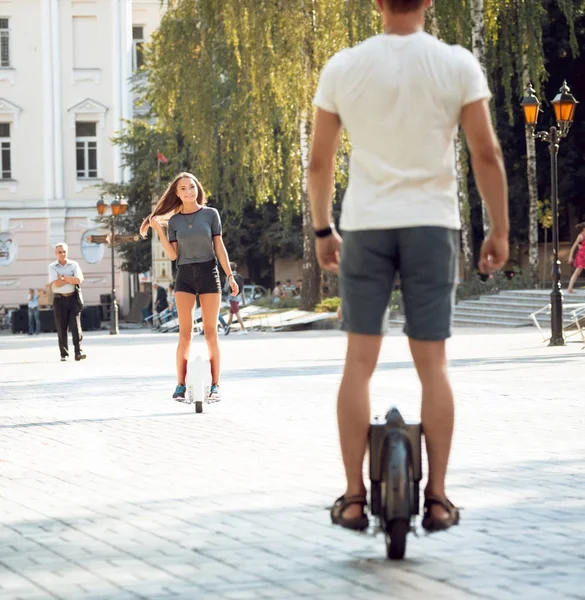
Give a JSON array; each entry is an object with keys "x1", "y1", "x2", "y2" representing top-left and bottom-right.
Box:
[
  {"x1": 224, "y1": 262, "x2": 247, "y2": 334},
  {"x1": 49, "y1": 243, "x2": 86, "y2": 362},
  {"x1": 567, "y1": 222, "x2": 585, "y2": 293},
  {"x1": 27, "y1": 288, "x2": 41, "y2": 335}
]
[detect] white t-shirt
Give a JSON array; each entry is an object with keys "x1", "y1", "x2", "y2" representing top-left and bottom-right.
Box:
[{"x1": 313, "y1": 32, "x2": 492, "y2": 232}]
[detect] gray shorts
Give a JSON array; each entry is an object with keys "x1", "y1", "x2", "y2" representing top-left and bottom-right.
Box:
[{"x1": 340, "y1": 227, "x2": 459, "y2": 340}]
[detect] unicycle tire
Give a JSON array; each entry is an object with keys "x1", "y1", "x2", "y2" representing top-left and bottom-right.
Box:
[
  {"x1": 386, "y1": 519, "x2": 409, "y2": 560},
  {"x1": 382, "y1": 433, "x2": 413, "y2": 560},
  {"x1": 195, "y1": 401, "x2": 203, "y2": 414}
]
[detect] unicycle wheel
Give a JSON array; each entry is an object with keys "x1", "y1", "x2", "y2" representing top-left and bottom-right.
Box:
[
  {"x1": 195, "y1": 401, "x2": 203, "y2": 414},
  {"x1": 381, "y1": 433, "x2": 413, "y2": 560},
  {"x1": 385, "y1": 519, "x2": 409, "y2": 560}
]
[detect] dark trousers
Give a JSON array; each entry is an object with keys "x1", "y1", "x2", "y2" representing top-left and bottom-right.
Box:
[{"x1": 53, "y1": 295, "x2": 82, "y2": 358}]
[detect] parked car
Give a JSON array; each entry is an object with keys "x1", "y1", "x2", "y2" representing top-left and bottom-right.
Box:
[
  {"x1": 222, "y1": 283, "x2": 268, "y2": 305},
  {"x1": 243, "y1": 284, "x2": 268, "y2": 305}
]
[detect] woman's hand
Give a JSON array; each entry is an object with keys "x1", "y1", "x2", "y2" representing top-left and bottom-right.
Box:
[
  {"x1": 568, "y1": 257, "x2": 574, "y2": 265},
  {"x1": 149, "y1": 216, "x2": 163, "y2": 232},
  {"x1": 229, "y1": 276, "x2": 239, "y2": 297}
]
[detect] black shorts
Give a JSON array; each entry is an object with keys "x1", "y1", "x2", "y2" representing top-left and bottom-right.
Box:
[{"x1": 175, "y1": 259, "x2": 222, "y2": 295}]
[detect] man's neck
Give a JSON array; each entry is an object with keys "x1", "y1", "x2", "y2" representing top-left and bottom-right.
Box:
[
  {"x1": 58, "y1": 259, "x2": 67, "y2": 266},
  {"x1": 382, "y1": 11, "x2": 425, "y2": 35}
]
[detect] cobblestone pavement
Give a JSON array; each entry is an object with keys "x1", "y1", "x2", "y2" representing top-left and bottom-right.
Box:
[{"x1": 0, "y1": 327, "x2": 584, "y2": 600}]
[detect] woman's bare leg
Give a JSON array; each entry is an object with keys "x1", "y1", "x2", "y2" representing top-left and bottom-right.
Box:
[
  {"x1": 199, "y1": 293, "x2": 221, "y2": 384},
  {"x1": 175, "y1": 292, "x2": 197, "y2": 384}
]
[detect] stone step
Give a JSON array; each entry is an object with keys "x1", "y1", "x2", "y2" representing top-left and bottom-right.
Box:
[
  {"x1": 389, "y1": 290, "x2": 585, "y2": 329},
  {"x1": 389, "y1": 316, "x2": 528, "y2": 328},
  {"x1": 457, "y1": 300, "x2": 555, "y2": 311},
  {"x1": 454, "y1": 304, "x2": 575, "y2": 319},
  {"x1": 497, "y1": 290, "x2": 585, "y2": 301}
]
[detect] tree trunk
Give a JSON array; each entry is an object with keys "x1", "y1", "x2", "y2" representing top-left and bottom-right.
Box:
[
  {"x1": 471, "y1": 0, "x2": 490, "y2": 238},
  {"x1": 327, "y1": 272, "x2": 339, "y2": 297},
  {"x1": 429, "y1": 5, "x2": 472, "y2": 281},
  {"x1": 427, "y1": 2, "x2": 439, "y2": 36},
  {"x1": 522, "y1": 64, "x2": 540, "y2": 287},
  {"x1": 299, "y1": 114, "x2": 321, "y2": 310},
  {"x1": 456, "y1": 133, "x2": 474, "y2": 280}
]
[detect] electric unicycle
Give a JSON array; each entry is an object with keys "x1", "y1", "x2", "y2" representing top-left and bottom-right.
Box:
[{"x1": 369, "y1": 407, "x2": 422, "y2": 560}]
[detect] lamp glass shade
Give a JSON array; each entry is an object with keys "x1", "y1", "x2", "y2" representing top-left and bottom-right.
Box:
[
  {"x1": 96, "y1": 200, "x2": 106, "y2": 215},
  {"x1": 522, "y1": 103, "x2": 540, "y2": 126},
  {"x1": 111, "y1": 200, "x2": 122, "y2": 216},
  {"x1": 552, "y1": 99, "x2": 577, "y2": 123},
  {"x1": 552, "y1": 81, "x2": 578, "y2": 124},
  {"x1": 119, "y1": 200, "x2": 128, "y2": 215},
  {"x1": 521, "y1": 85, "x2": 540, "y2": 126}
]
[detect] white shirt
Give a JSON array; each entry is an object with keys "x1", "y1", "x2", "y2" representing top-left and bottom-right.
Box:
[
  {"x1": 313, "y1": 32, "x2": 492, "y2": 232},
  {"x1": 49, "y1": 259, "x2": 84, "y2": 294}
]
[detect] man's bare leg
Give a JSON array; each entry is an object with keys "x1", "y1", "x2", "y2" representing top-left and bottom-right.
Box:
[
  {"x1": 409, "y1": 338, "x2": 454, "y2": 522},
  {"x1": 337, "y1": 333, "x2": 383, "y2": 519}
]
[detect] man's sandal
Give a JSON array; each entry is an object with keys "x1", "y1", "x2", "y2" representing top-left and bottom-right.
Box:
[
  {"x1": 330, "y1": 494, "x2": 369, "y2": 532},
  {"x1": 422, "y1": 495, "x2": 460, "y2": 533}
]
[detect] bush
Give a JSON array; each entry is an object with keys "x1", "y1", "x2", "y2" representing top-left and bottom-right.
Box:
[
  {"x1": 252, "y1": 296, "x2": 300, "y2": 309},
  {"x1": 456, "y1": 269, "x2": 534, "y2": 302},
  {"x1": 315, "y1": 296, "x2": 341, "y2": 313},
  {"x1": 389, "y1": 289, "x2": 404, "y2": 315}
]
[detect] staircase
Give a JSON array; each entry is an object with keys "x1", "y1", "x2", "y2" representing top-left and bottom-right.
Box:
[{"x1": 391, "y1": 289, "x2": 585, "y2": 328}]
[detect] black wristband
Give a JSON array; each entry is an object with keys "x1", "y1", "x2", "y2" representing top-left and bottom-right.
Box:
[{"x1": 314, "y1": 225, "x2": 334, "y2": 238}]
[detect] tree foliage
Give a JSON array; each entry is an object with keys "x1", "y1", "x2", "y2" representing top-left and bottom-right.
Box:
[{"x1": 106, "y1": 0, "x2": 585, "y2": 289}]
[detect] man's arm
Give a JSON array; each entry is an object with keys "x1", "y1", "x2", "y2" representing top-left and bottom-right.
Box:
[
  {"x1": 461, "y1": 99, "x2": 509, "y2": 272},
  {"x1": 49, "y1": 264, "x2": 68, "y2": 288},
  {"x1": 308, "y1": 108, "x2": 344, "y2": 271},
  {"x1": 308, "y1": 108, "x2": 343, "y2": 230},
  {"x1": 63, "y1": 262, "x2": 83, "y2": 286}
]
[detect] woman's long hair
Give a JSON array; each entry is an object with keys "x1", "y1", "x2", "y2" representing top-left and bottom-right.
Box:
[{"x1": 139, "y1": 172, "x2": 207, "y2": 238}]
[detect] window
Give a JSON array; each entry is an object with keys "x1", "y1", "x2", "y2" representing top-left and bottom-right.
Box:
[
  {"x1": 132, "y1": 26, "x2": 144, "y2": 70},
  {"x1": 0, "y1": 18, "x2": 9, "y2": 67},
  {"x1": 76, "y1": 122, "x2": 98, "y2": 179},
  {"x1": 0, "y1": 122, "x2": 10, "y2": 179}
]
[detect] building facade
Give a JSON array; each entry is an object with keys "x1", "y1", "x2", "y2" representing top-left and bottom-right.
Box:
[{"x1": 0, "y1": 0, "x2": 166, "y2": 312}]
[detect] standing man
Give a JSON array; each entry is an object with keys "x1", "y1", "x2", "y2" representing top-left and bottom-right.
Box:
[
  {"x1": 308, "y1": 0, "x2": 509, "y2": 533},
  {"x1": 49, "y1": 243, "x2": 86, "y2": 361},
  {"x1": 27, "y1": 289, "x2": 41, "y2": 335},
  {"x1": 152, "y1": 282, "x2": 169, "y2": 329},
  {"x1": 224, "y1": 262, "x2": 247, "y2": 334}
]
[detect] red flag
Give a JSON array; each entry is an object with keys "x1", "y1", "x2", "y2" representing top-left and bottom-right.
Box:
[{"x1": 157, "y1": 152, "x2": 169, "y2": 164}]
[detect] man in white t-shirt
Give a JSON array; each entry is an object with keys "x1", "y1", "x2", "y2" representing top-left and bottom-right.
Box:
[{"x1": 309, "y1": 0, "x2": 509, "y2": 534}]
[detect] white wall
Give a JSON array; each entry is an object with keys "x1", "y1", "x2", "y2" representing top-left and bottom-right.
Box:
[{"x1": 0, "y1": 0, "x2": 165, "y2": 313}]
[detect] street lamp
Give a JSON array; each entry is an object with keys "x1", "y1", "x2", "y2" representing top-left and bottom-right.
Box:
[
  {"x1": 521, "y1": 81, "x2": 579, "y2": 347},
  {"x1": 96, "y1": 195, "x2": 128, "y2": 335}
]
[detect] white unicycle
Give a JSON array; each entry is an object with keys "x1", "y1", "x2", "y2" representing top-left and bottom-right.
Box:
[{"x1": 186, "y1": 354, "x2": 211, "y2": 414}]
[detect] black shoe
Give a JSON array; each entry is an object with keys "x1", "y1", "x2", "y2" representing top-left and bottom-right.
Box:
[
  {"x1": 60, "y1": 356, "x2": 67, "y2": 362},
  {"x1": 75, "y1": 353, "x2": 86, "y2": 361}
]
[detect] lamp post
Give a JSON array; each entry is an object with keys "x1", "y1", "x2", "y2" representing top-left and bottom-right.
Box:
[
  {"x1": 96, "y1": 196, "x2": 128, "y2": 335},
  {"x1": 521, "y1": 81, "x2": 578, "y2": 347}
]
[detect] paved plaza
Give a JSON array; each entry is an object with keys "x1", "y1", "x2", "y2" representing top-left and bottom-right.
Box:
[{"x1": 0, "y1": 326, "x2": 584, "y2": 600}]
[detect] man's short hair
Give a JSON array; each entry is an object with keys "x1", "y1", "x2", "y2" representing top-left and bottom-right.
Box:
[
  {"x1": 383, "y1": 0, "x2": 426, "y2": 13},
  {"x1": 229, "y1": 261, "x2": 237, "y2": 270},
  {"x1": 54, "y1": 242, "x2": 68, "y2": 252}
]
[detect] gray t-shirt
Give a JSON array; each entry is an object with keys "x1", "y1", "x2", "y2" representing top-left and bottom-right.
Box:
[{"x1": 168, "y1": 207, "x2": 222, "y2": 265}]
